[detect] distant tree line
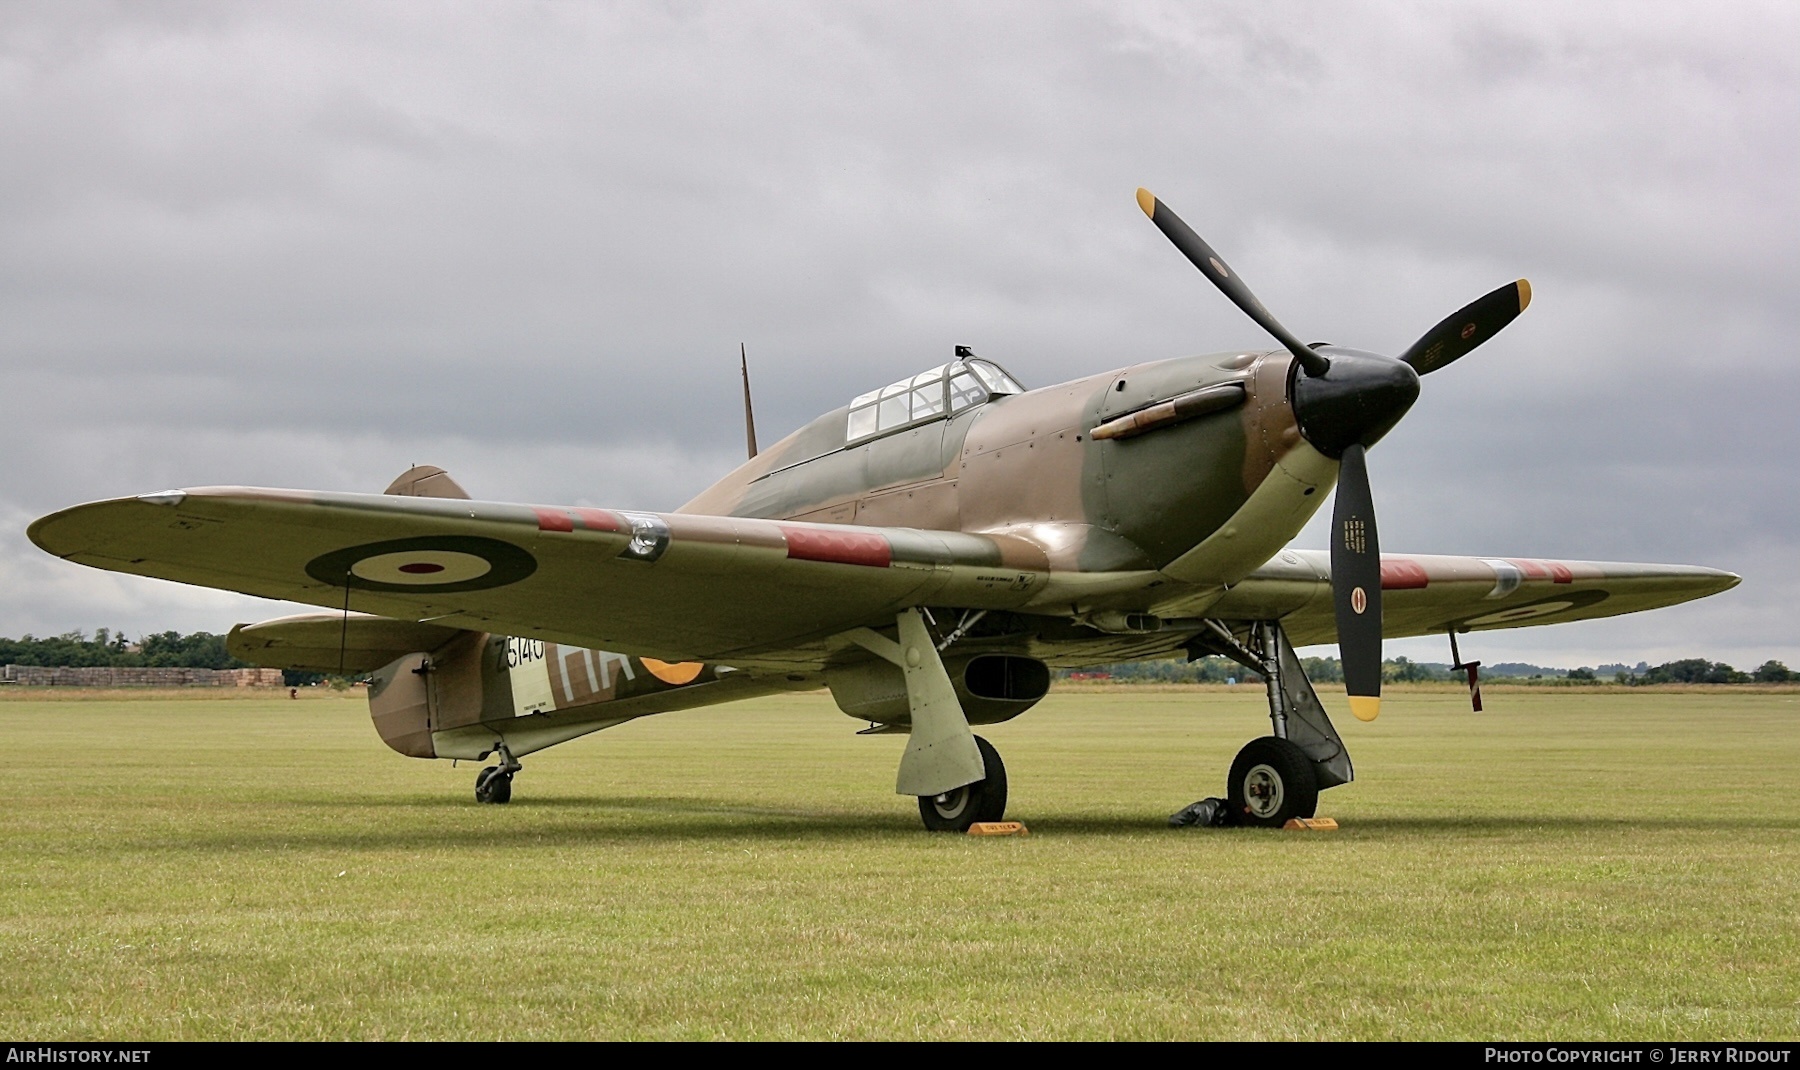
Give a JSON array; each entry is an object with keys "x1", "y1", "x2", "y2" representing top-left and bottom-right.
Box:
[
  {"x1": 7, "y1": 629, "x2": 1794, "y2": 688},
  {"x1": 1612, "y1": 658, "x2": 1795, "y2": 685},
  {"x1": 0, "y1": 629, "x2": 248, "y2": 670},
  {"x1": 1060, "y1": 653, "x2": 1797, "y2": 685}
]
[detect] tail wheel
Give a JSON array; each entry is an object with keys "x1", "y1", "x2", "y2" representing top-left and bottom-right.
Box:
[
  {"x1": 1227, "y1": 737, "x2": 1317, "y2": 828},
  {"x1": 474, "y1": 766, "x2": 513, "y2": 805},
  {"x1": 919, "y1": 735, "x2": 1008, "y2": 832}
]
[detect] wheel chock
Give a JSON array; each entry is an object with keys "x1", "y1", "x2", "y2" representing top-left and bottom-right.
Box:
[
  {"x1": 1283, "y1": 817, "x2": 1338, "y2": 830},
  {"x1": 967, "y1": 821, "x2": 1029, "y2": 837}
]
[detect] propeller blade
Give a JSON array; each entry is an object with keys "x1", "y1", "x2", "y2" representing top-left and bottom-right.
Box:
[
  {"x1": 1136, "y1": 188, "x2": 1330, "y2": 378},
  {"x1": 1399, "y1": 279, "x2": 1532, "y2": 376},
  {"x1": 1332, "y1": 443, "x2": 1383, "y2": 721}
]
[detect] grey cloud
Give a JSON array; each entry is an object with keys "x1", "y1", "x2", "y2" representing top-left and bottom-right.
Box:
[{"x1": 2, "y1": 1, "x2": 1794, "y2": 666}]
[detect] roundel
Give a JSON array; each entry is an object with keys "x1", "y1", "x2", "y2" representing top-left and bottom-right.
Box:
[
  {"x1": 306, "y1": 536, "x2": 537, "y2": 593},
  {"x1": 1464, "y1": 600, "x2": 1573, "y2": 626},
  {"x1": 1458, "y1": 590, "x2": 1609, "y2": 629},
  {"x1": 352, "y1": 550, "x2": 492, "y2": 585},
  {"x1": 642, "y1": 658, "x2": 705, "y2": 686}
]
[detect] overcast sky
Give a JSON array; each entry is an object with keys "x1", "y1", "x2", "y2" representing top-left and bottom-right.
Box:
[{"x1": 2, "y1": 1, "x2": 1794, "y2": 669}]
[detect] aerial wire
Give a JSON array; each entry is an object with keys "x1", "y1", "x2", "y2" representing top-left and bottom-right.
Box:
[{"x1": 337, "y1": 570, "x2": 352, "y2": 677}]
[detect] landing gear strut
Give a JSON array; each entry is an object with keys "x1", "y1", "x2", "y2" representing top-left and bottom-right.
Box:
[
  {"x1": 474, "y1": 743, "x2": 521, "y2": 804},
  {"x1": 848, "y1": 608, "x2": 998, "y2": 833}
]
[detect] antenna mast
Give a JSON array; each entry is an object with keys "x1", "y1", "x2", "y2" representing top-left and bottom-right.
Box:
[{"x1": 740, "y1": 342, "x2": 759, "y2": 459}]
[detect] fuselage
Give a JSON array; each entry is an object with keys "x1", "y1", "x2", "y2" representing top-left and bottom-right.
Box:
[{"x1": 680, "y1": 348, "x2": 1335, "y2": 598}]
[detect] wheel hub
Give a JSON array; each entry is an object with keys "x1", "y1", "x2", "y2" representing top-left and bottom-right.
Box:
[
  {"x1": 1242, "y1": 763, "x2": 1285, "y2": 819},
  {"x1": 931, "y1": 787, "x2": 971, "y2": 821}
]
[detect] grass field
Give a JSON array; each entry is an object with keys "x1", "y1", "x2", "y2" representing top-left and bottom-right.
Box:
[{"x1": 2, "y1": 685, "x2": 1797, "y2": 1040}]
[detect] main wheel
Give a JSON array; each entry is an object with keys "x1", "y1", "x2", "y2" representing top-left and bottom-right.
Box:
[
  {"x1": 474, "y1": 766, "x2": 513, "y2": 805},
  {"x1": 1227, "y1": 737, "x2": 1317, "y2": 828},
  {"x1": 918, "y1": 735, "x2": 1008, "y2": 832}
]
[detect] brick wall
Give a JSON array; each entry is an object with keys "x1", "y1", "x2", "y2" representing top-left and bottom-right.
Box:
[{"x1": 0, "y1": 665, "x2": 285, "y2": 687}]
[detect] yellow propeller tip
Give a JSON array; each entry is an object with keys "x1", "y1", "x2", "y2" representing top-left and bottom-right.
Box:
[
  {"x1": 1516, "y1": 279, "x2": 1532, "y2": 312},
  {"x1": 1135, "y1": 188, "x2": 1156, "y2": 218},
  {"x1": 1348, "y1": 695, "x2": 1381, "y2": 722}
]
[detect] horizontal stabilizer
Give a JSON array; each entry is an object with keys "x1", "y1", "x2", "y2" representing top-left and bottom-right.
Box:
[{"x1": 228, "y1": 612, "x2": 470, "y2": 673}]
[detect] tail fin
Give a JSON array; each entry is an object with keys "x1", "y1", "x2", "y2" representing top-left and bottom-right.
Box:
[{"x1": 383, "y1": 465, "x2": 471, "y2": 499}]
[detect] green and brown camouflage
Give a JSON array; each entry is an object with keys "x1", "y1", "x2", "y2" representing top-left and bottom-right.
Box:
[
  {"x1": 25, "y1": 191, "x2": 1741, "y2": 797},
  {"x1": 31, "y1": 344, "x2": 1734, "y2": 763},
  {"x1": 681, "y1": 348, "x2": 1296, "y2": 580}
]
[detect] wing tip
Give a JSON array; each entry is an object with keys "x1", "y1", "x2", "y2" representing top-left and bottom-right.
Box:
[{"x1": 25, "y1": 501, "x2": 113, "y2": 558}]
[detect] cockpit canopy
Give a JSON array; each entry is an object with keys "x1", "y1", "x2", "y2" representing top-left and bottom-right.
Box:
[{"x1": 846, "y1": 358, "x2": 1024, "y2": 443}]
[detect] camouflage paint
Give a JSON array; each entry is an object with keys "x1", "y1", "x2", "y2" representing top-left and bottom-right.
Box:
[
  {"x1": 360, "y1": 623, "x2": 796, "y2": 760},
  {"x1": 29, "y1": 346, "x2": 1740, "y2": 762},
  {"x1": 682, "y1": 350, "x2": 1277, "y2": 578}
]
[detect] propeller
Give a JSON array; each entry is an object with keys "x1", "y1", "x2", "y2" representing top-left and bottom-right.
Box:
[
  {"x1": 1399, "y1": 279, "x2": 1532, "y2": 376},
  {"x1": 1135, "y1": 189, "x2": 1330, "y2": 378},
  {"x1": 1136, "y1": 188, "x2": 1529, "y2": 722},
  {"x1": 1331, "y1": 443, "x2": 1382, "y2": 722}
]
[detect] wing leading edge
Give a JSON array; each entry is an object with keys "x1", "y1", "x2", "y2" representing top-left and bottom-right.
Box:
[
  {"x1": 30, "y1": 488, "x2": 1738, "y2": 666},
  {"x1": 28, "y1": 487, "x2": 1055, "y2": 666},
  {"x1": 1211, "y1": 549, "x2": 1739, "y2": 647}
]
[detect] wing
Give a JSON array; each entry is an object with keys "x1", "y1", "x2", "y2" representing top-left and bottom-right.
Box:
[
  {"x1": 1210, "y1": 549, "x2": 1739, "y2": 647},
  {"x1": 28, "y1": 487, "x2": 1052, "y2": 669}
]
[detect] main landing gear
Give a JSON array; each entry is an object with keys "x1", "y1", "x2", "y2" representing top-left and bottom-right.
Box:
[
  {"x1": 1190, "y1": 620, "x2": 1355, "y2": 828},
  {"x1": 849, "y1": 608, "x2": 1006, "y2": 833},
  {"x1": 919, "y1": 735, "x2": 1008, "y2": 832},
  {"x1": 474, "y1": 743, "x2": 521, "y2": 805}
]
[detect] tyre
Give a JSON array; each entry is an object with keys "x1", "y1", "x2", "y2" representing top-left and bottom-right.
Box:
[
  {"x1": 918, "y1": 735, "x2": 1008, "y2": 832},
  {"x1": 474, "y1": 766, "x2": 513, "y2": 804},
  {"x1": 1227, "y1": 736, "x2": 1318, "y2": 828}
]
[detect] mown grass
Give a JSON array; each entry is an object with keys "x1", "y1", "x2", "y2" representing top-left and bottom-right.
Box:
[{"x1": 1, "y1": 686, "x2": 1796, "y2": 1040}]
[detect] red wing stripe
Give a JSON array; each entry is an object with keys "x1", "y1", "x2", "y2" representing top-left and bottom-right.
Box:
[
  {"x1": 533, "y1": 507, "x2": 575, "y2": 533},
  {"x1": 781, "y1": 526, "x2": 892, "y2": 568},
  {"x1": 1549, "y1": 562, "x2": 1573, "y2": 584},
  {"x1": 1508, "y1": 558, "x2": 1550, "y2": 580},
  {"x1": 570, "y1": 508, "x2": 621, "y2": 532},
  {"x1": 1380, "y1": 558, "x2": 1430, "y2": 590}
]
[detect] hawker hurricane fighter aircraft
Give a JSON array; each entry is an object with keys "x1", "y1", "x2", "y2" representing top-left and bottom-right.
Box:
[{"x1": 30, "y1": 190, "x2": 1738, "y2": 830}]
